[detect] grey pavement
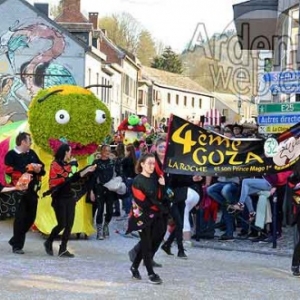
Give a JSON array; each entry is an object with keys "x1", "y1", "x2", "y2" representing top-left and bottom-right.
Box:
[
  {"x1": 0, "y1": 217, "x2": 299, "y2": 300},
  {"x1": 194, "y1": 225, "x2": 294, "y2": 257}
]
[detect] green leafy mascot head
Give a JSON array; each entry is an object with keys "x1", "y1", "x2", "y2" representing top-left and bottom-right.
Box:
[{"x1": 28, "y1": 85, "x2": 111, "y2": 157}]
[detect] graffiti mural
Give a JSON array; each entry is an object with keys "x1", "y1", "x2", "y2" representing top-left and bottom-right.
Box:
[{"x1": 0, "y1": 18, "x2": 78, "y2": 122}]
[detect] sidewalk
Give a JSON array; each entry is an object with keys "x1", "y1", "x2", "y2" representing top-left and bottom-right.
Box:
[
  {"x1": 193, "y1": 226, "x2": 294, "y2": 257},
  {"x1": 113, "y1": 216, "x2": 294, "y2": 257}
]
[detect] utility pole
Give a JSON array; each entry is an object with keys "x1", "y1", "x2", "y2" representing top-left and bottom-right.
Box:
[{"x1": 237, "y1": 66, "x2": 242, "y2": 121}]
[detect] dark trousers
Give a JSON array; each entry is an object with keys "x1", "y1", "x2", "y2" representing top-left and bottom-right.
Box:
[
  {"x1": 165, "y1": 202, "x2": 185, "y2": 250},
  {"x1": 292, "y1": 208, "x2": 300, "y2": 266},
  {"x1": 9, "y1": 192, "x2": 38, "y2": 250},
  {"x1": 95, "y1": 187, "x2": 115, "y2": 225},
  {"x1": 152, "y1": 213, "x2": 168, "y2": 255},
  {"x1": 132, "y1": 215, "x2": 164, "y2": 275},
  {"x1": 48, "y1": 197, "x2": 76, "y2": 249},
  {"x1": 272, "y1": 185, "x2": 285, "y2": 236},
  {"x1": 132, "y1": 214, "x2": 166, "y2": 261}
]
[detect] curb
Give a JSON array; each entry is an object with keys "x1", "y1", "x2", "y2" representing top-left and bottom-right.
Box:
[{"x1": 193, "y1": 241, "x2": 292, "y2": 257}]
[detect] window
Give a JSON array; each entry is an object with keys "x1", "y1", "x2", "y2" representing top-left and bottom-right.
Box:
[
  {"x1": 153, "y1": 89, "x2": 156, "y2": 101},
  {"x1": 222, "y1": 109, "x2": 229, "y2": 118},
  {"x1": 184, "y1": 96, "x2": 187, "y2": 106},
  {"x1": 191, "y1": 97, "x2": 195, "y2": 107},
  {"x1": 167, "y1": 93, "x2": 171, "y2": 104},
  {"x1": 96, "y1": 73, "x2": 99, "y2": 95},
  {"x1": 157, "y1": 90, "x2": 161, "y2": 101},
  {"x1": 176, "y1": 94, "x2": 179, "y2": 105},
  {"x1": 138, "y1": 90, "x2": 143, "y2": 105},
  {"x1": 88, "y1": 68, "x2": 91, "y2": 85},
  {"x1": 291, "y1": 9, "x2": 299, "y2": 46},
  {"x1": 101, "y1": 78, "x2": 110, "y2": 104},
  {"x1": 199, "y1": 98, "x2": 202, "y2": 108},
  {"x1": 289, "y1": 50, "x2": 297, "y2": 68}
]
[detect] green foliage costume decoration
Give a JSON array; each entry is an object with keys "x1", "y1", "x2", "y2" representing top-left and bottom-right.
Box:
[
  {"x1": 28, "y1": 85, "x2": 111, "y2": 157},
  {"x1": 30, "y1": 85, "x2": 112, "y2": 236}
]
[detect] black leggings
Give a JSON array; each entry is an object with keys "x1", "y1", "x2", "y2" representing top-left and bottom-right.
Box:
[
  {"x1": 292, "y1": 205, "x2": 300, "y2": 266},
  {"x1": 132, "y1": 216, "x2": 165, "y2": 275},
  {"x1": 95, "y1": 187, "x2": 116, "y2": 225},
  {"x1": 48, "y1": 197, "x2": 76, "y2": 249},
  {"x1": 165, "y1": 201, "x2": 185, "y2": 250}
]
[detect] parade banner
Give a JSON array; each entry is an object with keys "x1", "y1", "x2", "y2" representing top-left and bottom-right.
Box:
[{"x1": 163, "y1": 115, "x2": 300, "y2": 176}]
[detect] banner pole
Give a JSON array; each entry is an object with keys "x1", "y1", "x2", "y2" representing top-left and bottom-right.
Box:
[{"x1": 272, "y1": 193, "x2": 278, "y2": 248}]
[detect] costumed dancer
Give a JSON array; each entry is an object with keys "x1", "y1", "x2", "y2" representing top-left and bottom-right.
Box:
[
  {"x1": 26, "y1": 85, "x2": 112, "y2": 236},
  {"x1": 121, "y1": 144, "x2": 137, "y2": 216},
  {"x1": 288, "y1": 159, "x2": 300, "y2": 276},
  {"x1": 126, "y1": 153, "x2": 165, "y2": 284},
  {"x1": 5, "y1": 132, "x2": 45, "y2": 254},
  {"x1": 128, "y1": 137, "x2": 170, "y2": 267},
  {"x1": 90, "y1": 145, "x2": 120, "y2": 240},
  {"x1": 44, "y1": 143, "x2": 96, "y2": 257}
]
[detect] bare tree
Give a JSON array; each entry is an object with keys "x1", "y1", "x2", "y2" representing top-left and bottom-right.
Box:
[{"x1": 99, "y1": 12, "x2": 156, "y2": 56}]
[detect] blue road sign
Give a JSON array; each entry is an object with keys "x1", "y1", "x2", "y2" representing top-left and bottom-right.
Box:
[
  {"x1": 264, "y1": 71, "x2": 300, "y2": 83},
  {"x1": 258, "y1": 114, "x2": 300, "y2": 125},
  {"x1": 270, "y1": 83, "x2": 300, "y2": 94}
]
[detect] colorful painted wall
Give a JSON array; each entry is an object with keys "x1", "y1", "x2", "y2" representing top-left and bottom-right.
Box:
[{"x1": 0, "y1": 0, "x2": 85, "y2": 122}]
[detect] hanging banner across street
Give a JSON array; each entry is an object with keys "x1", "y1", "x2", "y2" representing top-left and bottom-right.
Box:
[{"x1": 163, "y1": 115, "x2": 300, "y2": 176}]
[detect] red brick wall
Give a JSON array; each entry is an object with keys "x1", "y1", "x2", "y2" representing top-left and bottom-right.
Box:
[
  {"x1": 56, "y1": 0, "x2": 87, "y2": 23},
  {"x1": 100, "y1": 38, "x2": 122, "y2": 65},
  {"x1": 89, "y1": 12, "x2": 98, "y2": 29}
]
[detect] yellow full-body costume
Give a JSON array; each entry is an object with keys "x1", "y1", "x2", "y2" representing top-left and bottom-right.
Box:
[{"x1": 24, "y1": 85, "x2": 112, "y2": 235}]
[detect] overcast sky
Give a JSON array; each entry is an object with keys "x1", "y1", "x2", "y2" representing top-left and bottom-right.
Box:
[{"x1": 28, "y1": 0, "x2": 247, "y2": 52}]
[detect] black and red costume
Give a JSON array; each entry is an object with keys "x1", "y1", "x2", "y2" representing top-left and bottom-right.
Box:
[
  {"x1": 127, "y1": 173, "x2": 165, "y2": 276},
  {"x1": 288, "y1": 173, "x2": 300, "y2": 272},
  {"x1": 5, "y1": 148, "x2": 45, "y2": 252},
  {"x1": 46, "y1": 160, "x2": 80, "y2": 253}
]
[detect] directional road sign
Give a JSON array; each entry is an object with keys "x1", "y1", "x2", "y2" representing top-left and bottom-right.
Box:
[
  {"x1": 270, "y1": 83, "x2": 300, "y2": 94},
  {"x1": 258, "y1": 124, "x2": 291, "y2": 134},
  {"x1": 263, "y1": 71, "x2": 300, "y2": 82},
  {"x1": 258, "y1": 114, "x2": 300, "y2": 125},
  {"x1": 258, "y1": 103, "x2": 300, "y2": 114}
]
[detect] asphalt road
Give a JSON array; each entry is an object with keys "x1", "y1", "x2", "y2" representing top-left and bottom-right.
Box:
[{"x1": 0, "y1": 218, "x2": 299, "y2": 300}]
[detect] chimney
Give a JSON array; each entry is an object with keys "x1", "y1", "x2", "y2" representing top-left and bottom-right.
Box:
[
  {"x1": 101, "y1": 29, "x2": 108, "y2": 37},
  {"x1": 62, "y1": 0, "x2": 81, "y2": 14},
  {"x1": 89, "y1": 12, "x2": 99, "y2": 29},
  {"x1": 34, "y1": 3, "x2": 49, "y2": 17}
]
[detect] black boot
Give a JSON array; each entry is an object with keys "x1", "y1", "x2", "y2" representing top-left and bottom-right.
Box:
[
  {"x1": 103, "y1": 223, "x2": 110, "y2": 238},
  {"x1": 161, "y1": 243, "x2": 174, "y2": 256},
  {"x1": 44, "y1": 239, "x2": 53, "y2": 256},
  {"x1": 178, "y1": 244, "x2": 188, "y2": 259},
  {"x1": 291, "y1": 265, "x2": 300, "y2": 277},
  {"x1": 96, "y1": 224, "x2": 104, "y2": 240},
  {"x1": 58, "y1": 245, "x2": 74, "y2": 258}
]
